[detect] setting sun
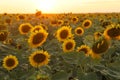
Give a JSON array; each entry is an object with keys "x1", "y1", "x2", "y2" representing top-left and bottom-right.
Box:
[
  {"x1": 35, "y1": 0, "x2": 56, "y2": 13},
  {"x1": 0, "y1": 0, "x2": 120, "y2": 13}
]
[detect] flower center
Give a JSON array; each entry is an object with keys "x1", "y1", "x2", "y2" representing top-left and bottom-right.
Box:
[
  {"x1": 92, "y1": 39, "x2": 109, "y2": 54},
  {"x1": 32, "y1": 33, "x2": 44, "y2": 45},
  {"x1": 6, "y1": 58, "x2": 15, "y2": 67},
  {"x1": 107, "y1": 28, "x2": 120, "y2": 38},
  {"x1": 33, "y1": 54, "x2": 46, "y2": 63},
  {"x1": 79, "y1": 48, "x2": 88, "y2": 54},
  {"x1": 66, "y1": 42, "x2": 73, "y2": 50},
  {"x1": 22, "y1": 25, "x2": 31, "y2": 33},
  {"x1": 77, "y1": 29, "x2": 82, "y2": 34},
  {"x1": 60, "y1": 30, "x2": 69, "y2": 39},
  {"x1": 84, "y1": 21, "x2": 90, "y2": 27}
]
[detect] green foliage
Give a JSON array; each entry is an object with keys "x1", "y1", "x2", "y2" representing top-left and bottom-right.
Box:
[
  {"x1": 51, "y1": 71, "x2": 69, "y2": 80},
  {"x1": 0, "y1": 13, "x2": 120, "y2": 80}
]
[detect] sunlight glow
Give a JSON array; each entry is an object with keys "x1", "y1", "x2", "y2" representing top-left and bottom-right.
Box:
[
  {"x1": 0, "y1": 0, "x2": 120, "y2": 13},
  {"x1": 35, "y1": 0, "x2": 56, "y2": 13}
]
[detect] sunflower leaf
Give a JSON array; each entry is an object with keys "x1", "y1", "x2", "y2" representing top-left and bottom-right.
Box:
[
  {"x1": 51, "y1": 70, "x2": 69, "y2": 80},
  {"x1": 77, "y1": 68, "x2": 99, "y2": 80},
  {"x1": 61, "y1": 52, "x2": 92, "y2": 66}
]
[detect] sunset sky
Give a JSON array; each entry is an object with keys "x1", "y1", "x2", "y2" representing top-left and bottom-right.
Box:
[{"x1": 0, "y1": 0, "x2": 120, "y2": 13}]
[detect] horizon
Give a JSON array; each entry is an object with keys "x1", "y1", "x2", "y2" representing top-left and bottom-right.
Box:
[
  {"x1": 1, "y1": 11, "x2": 120, "y2": 14},
  {"x1": 0, "y1": 0, "x2": 120, "y2": 14}
]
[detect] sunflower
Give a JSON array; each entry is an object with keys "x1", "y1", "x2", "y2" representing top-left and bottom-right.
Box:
[
  {"x1": 3, "y1": 55, "x2": 19, "y2": 70},
  {"x1": 17, "y1": 14, "x2": 26, "y2": 21},
  {"x1": 82, "y1": 19, "x2": 92, "y2": 29},
  {"x1": 103, "y1": 24, "x2": 120, "y2": 40},
  {"x1": 28, "y1": 30, "x2": 48, "y2": 48},
  {"x1": 91, "y1": 38, "x2": 110, "y2": 58},
  {"x1": 3, "y1": 13, "x2": 7, "y2": 16},
  {"x1": 15, "y1": 44, "x2": 22, "y2": 50},
  {"x1": 0, "y1": 31, "x2": 9, "y2": 41},
  {"x1": 57, "y1": 20, "x2": 64, "y2": 26},
  {"x1": 31, "y1": 25, "x2": 44, "y2": 33},
  {"x1": 64, "y1": 20, "x2": 69, "y2": 26},
  {"x1": 101, "y1": 21, "x2": 112, "y2": 28},
  {"x1": 74, "y1": 27, "x2": 84, "y2": 36},
  {"x1": 35, "y1": 10, "x2": 42, "y2": 17},
  {"x1": 29, "y1": 50, "x2": 50, "y2": 67},
  {"x1": 5, "y1": 18, "x2": 12, "y2": 24},
  {"x1": 94, "y1": 32, "x2": 102, "y2": 41},
  {"x1": 56, "y1": 26, "x2": 73, "y2": 42},
  {"x1": 62, "y1": 39, "x2": 76, "y2": 52},
  {"x1": 71, "y1": 16, "x2": 79, "y2": 24},
  {"x1": 76, "y1": 45, "x2": 91, "y2": 56},
  {"x1": 99, "y1": 18, "x2": 104, "y2": 23},
  {"x1": 50, "y1": 20, "x2": 58, "y2": 27},
  {"x1": 19, "y1": 23, "x2": 33, "y2": 35}
]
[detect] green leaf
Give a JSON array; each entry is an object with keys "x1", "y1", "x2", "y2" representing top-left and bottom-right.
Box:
[
  {"x1": 83, "y1": 35, "x2": 94, "y2": 47},
  {"x1": 77, "y1": 72, "x2": 99, "y2": 80},
  {"x1": 93, "y1": 65, "x2": 120, "y2": 79},
  {"x1": 16, "y1": 67, "x2": 35, "y2": 79},
  {"x1": 61, "y1": 52, "x2": 92, "y2": 65},
  {"x1": 26, "y1": 74, "x2": 36, "y2": 80},
  {"x1": 101, "y1": 69, "x2": 120, "y2": 80},
  {"x1": 51, "y1": 71, "x2": 69, "y2": 80},
  {"x1": 61, "y1": 52, "x2": 79, "y2": 64},
  {"x1": 44, "y1": 39, "x2": 62, "y2": 54},
  {"x1": 108, "y1": 61, "x2": 120, "y2": 72},
  {"x1": 103, "y1": 47, "x2": 116, "y2": 59}
]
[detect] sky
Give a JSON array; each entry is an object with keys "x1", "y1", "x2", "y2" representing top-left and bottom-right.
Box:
[{"x1": 0, "y1": 0, "x2": 120, "y2": 13}]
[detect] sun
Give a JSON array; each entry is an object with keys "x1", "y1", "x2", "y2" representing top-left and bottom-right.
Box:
[{"x1": 35, "y1": 0, "x2": 56, "y2": 13}]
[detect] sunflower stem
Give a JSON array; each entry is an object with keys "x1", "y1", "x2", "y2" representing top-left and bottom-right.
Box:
[{"x1": 79, "y1": 64, "x2": 85, "y2": 73}]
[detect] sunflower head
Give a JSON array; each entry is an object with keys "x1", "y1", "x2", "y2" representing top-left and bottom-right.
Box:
[
  {"x1": 101, "y1": 21, "x2": 112, "y2": 28},
  {"x1": 31, "y1": 25, "x2": 44, "y2": 33},
  {"x1": 35, "y1": 10, "x2": 42, "y2": 17},
  {"x1": 64, "y1": 20, "x2": 69, "y2": 26},
  {"x1": 56, "y1": 26, "x2": 73, "y2": 42},
  {"x1": 5, "y1": 18, "x2": 12, "y2": 24},
  {"x1": 0, "y1": 31, "x2": 9, "y2": 41},
  {"x1": 91, "y1": 37, "x2": 110, "y2": 58},
  {"x1": 50, "y1": 20, "x2": 58, "y2": 27},
  {"x1": 19, "y1": 23, "x2": 33, "y2": 35},
  {"x1": 103, "y1": 24, "x2": 120, "y2": 40},
  {"x1": 82, "y1": 19, "x2": 92, "y2": 29},
  {"x1": 17, "y1": 14, "x2": 26, "y2": 21},
  {"x1": 74, "y1": 27, "x2": 84, "y2": 36},
  {"x1": 62, "y1": 39, "x2": 76, "y2": 52},
  {"x1": 3, "y1": 55, "x2": 19, "y2": 70},
  {"x1": 29, "y1": 50, "x2": 50, "y2": 67},
  {"x1": 57, "y1": 20, "x2": 64, "y2": 26},
  {"x1": 71, "y1": 17, "x2": 79, "y2": 24},
  {"x1": 94, "y1": 32, "x2": 102, "y2": 41},
  {"x1": 28, "y1": 30, "x2": 48, "y2": 48},
  {"x1": 77, "y1": 45, "x2": 91, "y2": 56},
  {"x1": 15, "y1": 44, "x2": 22, "y2": 50},
  {"x1": 3, "y1": 13, "x2": 7, "y2": 16}
]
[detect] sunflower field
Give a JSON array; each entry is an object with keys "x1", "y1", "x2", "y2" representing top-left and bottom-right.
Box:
[{"x1": 0, "y1": 12, "x2": 120, "y2": 80}]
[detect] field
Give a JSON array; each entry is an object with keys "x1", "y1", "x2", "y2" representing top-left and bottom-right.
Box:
[{"x1": 0, "y1": 12, "x2": 120, "y2": 80}]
